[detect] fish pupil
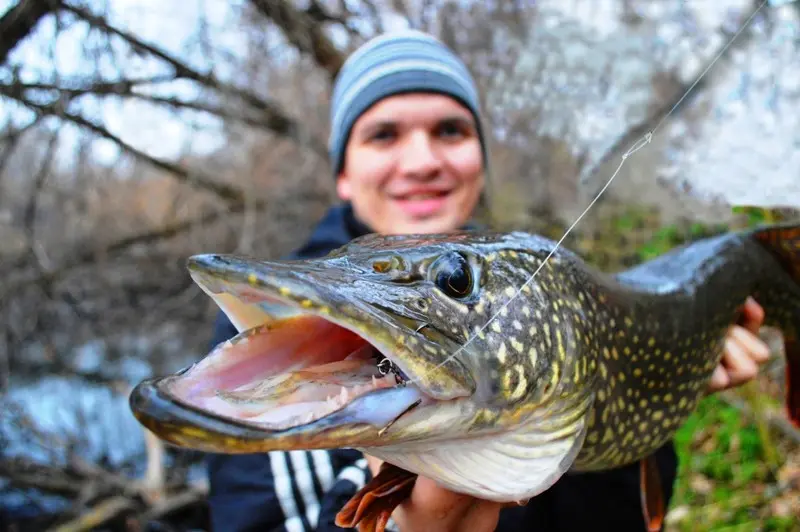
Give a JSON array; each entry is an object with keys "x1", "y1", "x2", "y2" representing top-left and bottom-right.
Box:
[{"x1": 434, "y1": 253, "x2": 472, "y2": 298}]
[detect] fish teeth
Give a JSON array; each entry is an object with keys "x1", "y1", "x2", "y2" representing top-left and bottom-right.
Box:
[
  {"x1": 304, "y1": 412, "x2": 314, "y2": 423},
  {"x1": 372, "y1": 375, "x2": 377, "y2": 387},
  {"x1": 339, "y1": 386, "x2": 348, "y2": 403}
]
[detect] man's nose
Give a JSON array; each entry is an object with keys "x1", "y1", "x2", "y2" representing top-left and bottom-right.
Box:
[{"x1": 397, "y1": 131, "x2": 442, "y2": 179}]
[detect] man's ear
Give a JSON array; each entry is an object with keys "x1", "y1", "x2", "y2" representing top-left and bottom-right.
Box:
[{"x1": 336, "y1": 173, "x2": 352, "y2": 201}]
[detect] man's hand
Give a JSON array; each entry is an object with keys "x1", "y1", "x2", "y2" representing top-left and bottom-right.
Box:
[
  {"x1": 707, "y1": 297, "x2": 771, "y2": 393},
  {"x1": 364, "y1": 456, "x2": 505, "y2": 532}
]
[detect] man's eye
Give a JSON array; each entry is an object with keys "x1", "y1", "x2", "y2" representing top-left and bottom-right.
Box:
[
  {"x1": 370, "y1": 128, "x2": 396, "y2": 142},
  {"x1": 437, "y1": 121, "x2": 466, "y2": 139}
]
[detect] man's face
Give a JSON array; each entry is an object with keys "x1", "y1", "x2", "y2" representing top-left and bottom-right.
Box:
[{"x1": 336, "y1": 93, "x2": 485, "y2": 235}]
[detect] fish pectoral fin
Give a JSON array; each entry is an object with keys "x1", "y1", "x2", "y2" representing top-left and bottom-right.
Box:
[
  {"x1": 335, "y1": 462, "x2": 417, "y2": 532},
  {"x1": 639, "y1": 454, "x2": 665, "y2": 532}
]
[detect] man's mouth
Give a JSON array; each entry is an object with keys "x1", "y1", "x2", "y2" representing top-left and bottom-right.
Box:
[{"x1": 391, "y1": 190, "x2": 453, "y2": 217}]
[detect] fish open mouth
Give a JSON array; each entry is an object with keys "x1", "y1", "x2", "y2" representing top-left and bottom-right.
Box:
[
  {"x1": 162, "y1": 313, "x2": 423, "y2": 431},
  {"x1": 130, "y1": 253, "x2": 475, "y2": 441}
]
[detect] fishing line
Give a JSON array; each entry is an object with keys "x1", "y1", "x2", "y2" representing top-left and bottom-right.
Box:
[{"x1": 403, "y1": 0, "x2": 772, "y2": 386}]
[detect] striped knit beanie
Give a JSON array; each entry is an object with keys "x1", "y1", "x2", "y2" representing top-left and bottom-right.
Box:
[{"x1": 328, "y1": 30, "x2": 489, "y2": 176}]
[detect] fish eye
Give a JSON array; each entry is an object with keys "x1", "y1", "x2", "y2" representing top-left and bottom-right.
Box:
[{"x1": 432, "y1": 252, "x2": 473, "y2": 299}]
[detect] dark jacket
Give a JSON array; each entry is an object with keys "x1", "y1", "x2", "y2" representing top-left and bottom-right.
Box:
[{"x1": 206, "y1": 203, "x2": 678, "y2": 532}]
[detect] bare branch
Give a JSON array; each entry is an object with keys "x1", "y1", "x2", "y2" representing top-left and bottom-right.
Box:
[
  {"x1": 1, "y1": 80, "x2": 247, "y2": 203},
  {"x1": 0, "y1": 114, "x2": 43, "y2": 180},
  {"x1": 59, "y1": 2, "x2": 321, "y2": 151},
  {"x1": 0, "y1": 0, "x2": 61, "y2": 64},
  {"x1": 9, "y1": 79, "x2": 327, "y2": 155},
  {"x1": 2, "y1": 198, "x2": 263, "y2": 298},
  {"x1": 250, "y1": 0, "x2": 346, "y2": 80}
]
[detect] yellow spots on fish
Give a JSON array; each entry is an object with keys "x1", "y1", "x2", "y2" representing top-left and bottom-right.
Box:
[
  {"x1": 522, "y1": 305, "x2": 531, "y2": 317},
  {"x1": 602, "y1": 347, "x2": 611, "y2": 360},
  {"x1": 248, "y1": 273, "x2": 258, "y2": 286},
  {"x1": 491, "y1": 321, "x2": 502, "y2": 333},
  {"x1": 497, "y1": 342, "x2": 508, "y2": 363},
  {"x1": 179, "y1": 425, "x2": 212, "y2": 441},
  {"x1": 502, "y1": 364, "x2": 527, "y2": 401},
  {"x1": 599, "y1": 362, "x2": 608, "y2": 380},
  {"x1": 555, "y1": 330, "x2": 567, "y2": 361},
  {"x1": 617, "y1": 372, "x2": 626, "y2": 383},
  {"x1": 678, "y1": 397, "x2": 688, "y2": 409},
  {"x1": 521, "y1": 284, "x2": 531, "y2": 294},
  {"x1": 648, "y1": 337, "x2": 656, "y2": 348},
  {"x1": 504, "y1": 286, "x2": 516, "y2": 297},
  {"x1": 319, "y1": 306, "x2": 330, "y2": 315},
  {"x1": 624, "y1": 317, "x2": 633, "y2": 327},
  {"x1": 633, "y1": 368, "x2": 642, "y2": 378},
  {"x1": 279, "y1": 286, "x2": 291, "y2": 297},
  {"x1": 512, "y1": 320, "x2": 523, "y2": 331},
  {"x1": 511, "y1": 337, "x2": 524, "y2": 354},
  {"x1": 663, "y1": 393, "x2": 673, "y2": 403},
  {"x1": 652, "y1": 411, "x2": 664, "y2": 421},
  {"x1": 301, "y1": 299, "x2": 313, "y2": 308}
]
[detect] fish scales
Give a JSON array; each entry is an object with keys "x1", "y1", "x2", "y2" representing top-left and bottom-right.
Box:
[{"x1": 129, "y1": 222, "x2": 800, "y2": 531}]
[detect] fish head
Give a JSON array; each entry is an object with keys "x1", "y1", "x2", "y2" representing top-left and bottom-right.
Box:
[{"x1": 129, "y1": 231, "x2": 594, "y2": 463}]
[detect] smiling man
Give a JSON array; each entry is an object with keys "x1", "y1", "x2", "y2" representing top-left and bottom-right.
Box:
[{"x1": 205, "y1": 29, "x2": 771, "y2": 532}]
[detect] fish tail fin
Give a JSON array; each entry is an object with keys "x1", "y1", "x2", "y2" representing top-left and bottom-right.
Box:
[{"x1": 750, "y1": 221, "x2": 800, "y2": 429}]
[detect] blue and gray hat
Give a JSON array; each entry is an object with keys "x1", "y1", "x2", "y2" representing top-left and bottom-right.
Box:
[{"x1": 328, "y1": 29, "x2": 489, "y2": 175}]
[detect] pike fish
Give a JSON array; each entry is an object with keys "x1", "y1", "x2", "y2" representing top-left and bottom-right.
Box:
[{"x1": 129, "y1": 222, "x2": 800, "y2": 532}]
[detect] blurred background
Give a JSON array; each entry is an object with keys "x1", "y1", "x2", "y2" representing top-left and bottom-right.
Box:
[{"x1": 1, "y1": 0, "x2": 799, "y2": 530}]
